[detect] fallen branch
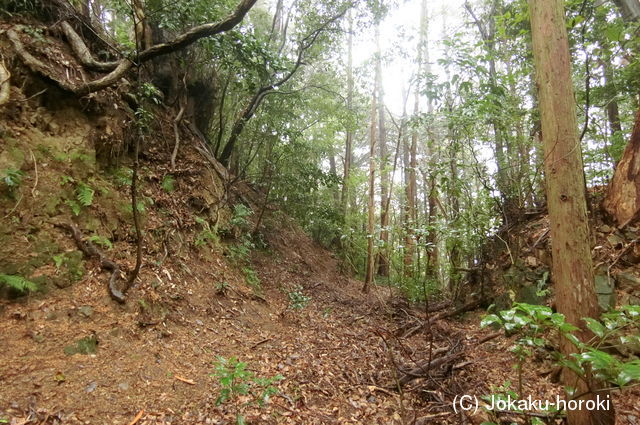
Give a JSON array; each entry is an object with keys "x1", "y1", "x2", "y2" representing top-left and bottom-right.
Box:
[
  {"x1": 250, "y1": 337, "x2": 271, "y2": 349},
  {"x1": 398, "y1": 351, "x2": 464, "y2": 387},
  {"x1": 55, "y1": 222, "x2": 126, "y2": 303},
  {"x1": 401, "y1": 298, "x2": 486, "y2": 339}
]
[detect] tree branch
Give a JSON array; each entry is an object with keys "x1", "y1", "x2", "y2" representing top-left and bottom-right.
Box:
[{"x1": 10, "y1": 0, "x2": 257, "y2": 95}]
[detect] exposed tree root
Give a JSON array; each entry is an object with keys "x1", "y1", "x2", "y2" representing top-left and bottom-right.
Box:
[
  {"x1": 8, "y1": 0, "x2": 256, "y2": 96},
  {"x1": 55, "y1": 223, "x2": 126, "y2": 303},
  {"x1": 59, "y1": 21, "x2": 120, "y2": 72},
  {"x1": 0, "y1": 55, "x2": 10, "y2": 105},
  {"x1": 170, "y1": 103, "x2": 186, "y2": 170}
]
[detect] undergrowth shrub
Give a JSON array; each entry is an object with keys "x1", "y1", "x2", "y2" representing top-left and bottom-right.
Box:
[{"x1": 211, "y1": 356, "x2": 283, "y2": 425}]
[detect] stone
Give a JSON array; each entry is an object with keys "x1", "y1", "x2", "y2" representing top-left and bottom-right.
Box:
[
  {"x1": 85, "y1": 381, "x2": 97, "y2": 393},
  {"x1": 78, "y1": 306, "x2": 93, "y2": 318},
  {"x1": 607, "y1": 233, "x2": 625, "y2": 248},
  {"x1": 493, "y1": 293, "x2": 513, "y2": 311},
  {"x1": 594, "y1": 270, "x2": 615, "y2": 311},
  {"x1": 516, "y1": 285, "x2": 545, "y2": 305},
  {"x1": 616, "y1": 271, "x2": 640, "y2": 289},
  {"x1": 118, "y1": 382, "x2": 129, "y2": 391},
  {"x1": 599, "y1": 224, "x2": 612, "y2": 233}
]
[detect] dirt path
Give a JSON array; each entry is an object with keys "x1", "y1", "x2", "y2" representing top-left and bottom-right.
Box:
[{"x1": 2, "y1": 222, "x2": 638, "y2": 424}]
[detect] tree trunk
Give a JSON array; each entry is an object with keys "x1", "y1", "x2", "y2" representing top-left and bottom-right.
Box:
[
  {"x1": 329, "y1": 153, "x2": 340, "y2": 206},
  {"x1": 376, "y1": 26, "x2": 390, "y2": 277},
  {"x1": 341, "y1": 10, "x2": 354, "y2": 219},
  {"x1": 423, "y1": 1, "x2": 438, "y2": 281},
  {"x1": 404, "y1": 0, "x2": 427, "y2": 276},
  {"x1": 603, "y1": 108, "x2": 640, "y2": 227},
  {"x1": 364, "y1": 90, "x2": 377, "y2": 293},
  {"x1": 529, "y1": 1, "x2": 615, "y2": 424},
  {"x1": 612, "y1": 0, "x2": 640, "y2": 21}
]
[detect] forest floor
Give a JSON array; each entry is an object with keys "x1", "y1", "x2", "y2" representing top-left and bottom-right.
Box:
[{"x1": 2, "y1": 215, "x2": 639, "y2": 425}]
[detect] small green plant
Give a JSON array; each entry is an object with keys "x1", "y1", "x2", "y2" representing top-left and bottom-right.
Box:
[
  {"x1": 88, "y1": 234, "x2": 113, "y2": 250},
  {"x1": 0, "y1": 273, "x2": 38, "y2": 294},
  {"x1": 243, "y1": 267, "x2": 260, "y2": 289},
  {"x1": 230, "y1": 204, "x2": 253, "y2": 230},
  {"x1": 481, "y1": 303, "x2": 640, "y2": 415},
  {"x1": 23, "y1": 25, "x2": 46, "y2": 42},
  {"x1": 111, "y1": 167, "x2": 133, "y2": 187},
  {"x1": 211, "y1": 356, "x2": 283, "y2": 425},
  {"x1": 535, "y1": 270, "x2": 550, "y2": 297},
  {"x1": 139, "y1": 82, "x2": 163, "y2": 104},
  {"x1": 228, "y1": 237, "x2": 255, "y2": 263},
  {"x1": 161, "y1": 174, "x2": 175, "y2": 192},
  {"x1": 216, "y1": 281, "x2": 230, "y2": 295},
  {"x1": 134, "y1": 106, "x2": 154, "y2": 131},
  {"x1": 53, "y1": 253, "x2": 65, "y2": 269},
  {"x1": 1, "y1": 168, "x2": 24, "y2": 199},
  {"x1": 286, "y1": 285, "x2": 311, "y2": 310},
  {"x1": 60, "y1": 177, "x2": 95, "y2": 215},
  {"x1": 195, "y1": 216, "x2": 219, "y2": 247},
  {"x1": 51, "y1": 251, "x2": 85, "y2": 283},
  {"x1": 76, "y1": 181, "x2": 94, "y2": 206},
  {"x1": 2, "y1": 167, "x2": 23, "y2": 188}
]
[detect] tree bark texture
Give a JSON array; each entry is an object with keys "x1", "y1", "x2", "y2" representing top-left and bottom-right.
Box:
[{"x1": 529, "y1": 1, "x2": 614, "y2": 424}]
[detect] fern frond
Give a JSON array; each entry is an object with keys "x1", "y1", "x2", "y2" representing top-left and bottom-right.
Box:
[
  {"x1": 0, "y1": 274, "x2": 38, "y2": 293},
  {"x1": 76, "y1": 182, "x2": 94, "y2": 207}
]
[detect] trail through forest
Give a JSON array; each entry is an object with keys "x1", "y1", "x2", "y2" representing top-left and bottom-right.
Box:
[
  {"x1": 3, "y1": 0, "x2": 640, "y2": 423},
  {"x1": 0, "y1": 217, "x2": 509, "y2": 425}
]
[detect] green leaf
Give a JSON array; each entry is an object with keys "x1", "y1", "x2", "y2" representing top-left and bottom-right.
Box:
[
  {"x1": 88, "y1": 235, "x2": 112, "y2": 250},
  {"x1": 617, "y1": 360, "x2": 640, "y2": 386},
  {"x1": 65, "y1": 199, "x2": 81, "y2": 216},
  {"x1": 583, "y1": 318, "x2": 605, "y2": 338},
  {"x1": 605, "y1": 25, "x2": 622, "y2": 42},
  {"x1": 76, "y1": 182, "x2": 95, "y2": 207}
]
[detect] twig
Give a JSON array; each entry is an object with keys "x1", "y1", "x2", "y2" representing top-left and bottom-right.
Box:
[
  {"x1": 477, "y1": 331, "x2": 501, "y2": 344},
  {"x1": 175, "y1": 375, "x2": 196, "y2": 385},
  {"x1": 18, "y1": 88, "x2": 47, "y2": 102},
  {"x1": 28, "y1": 148, "x2": 38, "y2": 197},
  {"x1": 170, "y1": 103, "x2": 186, "y2": 170},
  {"x1": 126, "y1": 133, "x2": 143, "y2": 290},
  {"x1": 532, "y1": 229, "x2": 549, "y2": 248},
  {"x1": 2, "y1": 193, "x2": 23, "y2": 219},
  {"x1": 495, "y1": 232, "x2": 514, "y2": 265},
  {"x1": 127, "y1": 409, "x2": 145, "y2": 425},
  {"x1": 250, "y1": 338, "x2": 271, "y2": 349},
  {"x1": 55, "y1": 222, "x2": 126, "y2": 302},
  {"x1": 376, "y1": 330, "x2": 407, "y2": 425}
]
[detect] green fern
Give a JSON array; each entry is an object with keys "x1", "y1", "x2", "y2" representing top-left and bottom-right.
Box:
[
  {"x1": 88, "y1": 235, "x2": 112, "y2": 250},
  {"x1": 0, "y1": 274, "x2": 38, "y2": 293},
  {"x1": 76, "y1": 182, "x2": 94, "y2": 207},
  {"x1": 161, "y1": 175, "x2": 175, "y2": 192},
  {"x1": 65, "y1": 199, "x2": 81, "y2": 216}
]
